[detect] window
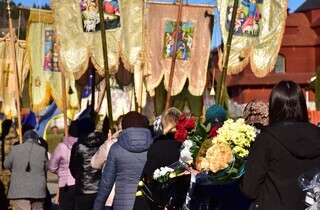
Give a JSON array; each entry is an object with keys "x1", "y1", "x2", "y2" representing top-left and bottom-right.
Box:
[{"x1": 275, "y1": 54, "x2": 285, "y2": 73}]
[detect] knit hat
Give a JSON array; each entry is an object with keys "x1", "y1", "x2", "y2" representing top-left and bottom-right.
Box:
[
  {"x1": 78, "y1": 117, "x2": 96, "y2": 136},
  {"x1": 122, "y1": 111, "x2": 148, "y2": 129},
  {"x1": 205, "y1": 104, "x2": 227, "y2": 126},
  {"x1": 22, "y1": 130, "x2": 39, "y2": 143},
  {"x1": 68, "y1": 120, "x2": 79, "y2": 138},
  {"x1": 243, "y1": 99, "x2": 269, "y2": 126},
  {"x1": 22, "y1": 123, "x2": 35, "y2": 136}
]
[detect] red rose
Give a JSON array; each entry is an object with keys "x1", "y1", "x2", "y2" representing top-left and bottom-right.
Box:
[
  {"x1": 176, "y1": 121, "x2": 185, "y2": 130},
  {"x1": 184, "y1": 118, "x2": 196, "y2": 131},
  {"x1": 174, "y1": 129, "x2": 188, "y2": 142},
  {"x1": 208, "y1": 125, "x2": 221, "y2": 138},
  {"x1": 179, "y1": 115, "x2": 187, "y2": 123}
]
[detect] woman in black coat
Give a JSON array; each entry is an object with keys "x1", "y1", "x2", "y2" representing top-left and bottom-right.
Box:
[
  {"x1": 240, "y1": 80, "x2": 320, "y2": 210},
  {"x1": 69, "y1": 117, "x2": 105, "y2": 210},
  {"x1": 134, "y1": 107, "x2": 190, "y2": 210}
]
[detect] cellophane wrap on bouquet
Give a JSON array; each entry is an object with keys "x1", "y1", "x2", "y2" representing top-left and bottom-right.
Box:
[
  {"x1": 298, "y1": 168, "x2": 320, "y2": 210},
  {"x1": 136, "y1": 161, "x2": 189, "y2": 209},
  {"x1": 174, "y1": 115, "x2": 256, "y2": 184}
]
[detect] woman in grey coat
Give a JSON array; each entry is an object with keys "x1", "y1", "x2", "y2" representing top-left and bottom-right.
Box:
[
  {"x1": 4, "y1": 130, "x2": 48, "y2": 210},
  {"x1": 93, "y1": 111, "x2": 152, "y2": 210}
]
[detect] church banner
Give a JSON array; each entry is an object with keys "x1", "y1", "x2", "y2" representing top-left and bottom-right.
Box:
[
  {"x1": 146, "y1": 2, "x2": 212, "y2": 96},
  {"x1": 0, "y1": 39, "x2": 29, "y2": 116},
  {"x1": 118, "y1": 0, "x2": 144, "y2": 69},
  {"x1": 27, "y1": 10, "x2": 79, "y2": 112},
  {"x1": 52, "y1": 0, "x2": 143, "y2": 78},
  {"x1": 218, "y1": 0, "x2": 287, "y2": 77}
]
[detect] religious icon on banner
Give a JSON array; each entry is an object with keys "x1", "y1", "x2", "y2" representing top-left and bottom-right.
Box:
[
  {"x1": 43, "y1": 29, "x2": 60, "y2": 72},
  {"x1": 163, "y1": 20, "x2": 194, "y2": 60},
  {"x1": 80, "y1": 0, "x2": 120, "y2": 32},
  {"x1": 226, "y1": 0, "x2": 263, "y2": 37}
]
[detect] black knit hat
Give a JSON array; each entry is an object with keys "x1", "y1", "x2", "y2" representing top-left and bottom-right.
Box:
[
  {"x1": 78, "y1": 117, "x2": 95, "y2": 136},
  {"x1": 68, "y1": 120, "x2": 79, "y2": 138},
  {"x1": 122, "y1": 111, "x2": 148, "y2": 129}
]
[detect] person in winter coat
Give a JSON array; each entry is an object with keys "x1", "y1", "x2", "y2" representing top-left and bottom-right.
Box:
[
  {"x1": 134, "y1": 107, "x2": 190, "y2": 210},
  {"x1": 48, "y1": 120, "x2": 79, "y2": 210},
  {"x1": 93, "y1": 111, "x2": 152, "y2": 210},
  {"x1": 69, "y1": 117, "x2": 105, "y2": 210},
  {"x1": 4, "y1": 130, "x2": 48, "y2": 210},
  {"x1": 240, "y1": 80, "x2": 320, "y2": 210},
  {"x1": 91, "y1": 115, "x2": 123, "y2": 210},
  {"x1": 141, "y1": 107, "x2": 183, "y2": 177}
]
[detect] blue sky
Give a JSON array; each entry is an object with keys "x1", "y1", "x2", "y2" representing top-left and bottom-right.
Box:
[{"x1": 16, "y1": 0, "x2": 306, "y2": 12}]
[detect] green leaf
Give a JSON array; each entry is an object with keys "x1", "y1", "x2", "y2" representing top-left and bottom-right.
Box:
[
  {"x1": 205, "y1": 123, "x2": 212, "y2": 132},
  {"x1": 197, "y1": 124, "x2": 207, "y2": 138},
  {"x1": 190, "y1": 146, "x2": 199, "y2": 161}
]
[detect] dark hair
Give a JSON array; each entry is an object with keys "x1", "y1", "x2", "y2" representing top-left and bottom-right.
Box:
[
  {"x1": 68, "y1": 120, "x2": 79, "y2": 138},
  {"x1": 269, "y1": 80, "x2": 308, "y2": 125},
  {"x1": 102, "y1": 115, "x2": 110, "y2": 135},
  {"x1": 22, "y1": 124, "x2": 35, "y2": 136}
]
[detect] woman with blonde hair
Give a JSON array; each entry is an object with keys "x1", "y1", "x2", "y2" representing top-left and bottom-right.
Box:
[
  {"x1": 161, "y1": 107, "x2": 182, "y2": 134},
  {"x1": 134, "y1": 107, "x2": 189, "y2": 209}
]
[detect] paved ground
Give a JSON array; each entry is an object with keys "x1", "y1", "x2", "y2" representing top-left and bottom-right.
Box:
[{"x1": 47, "y1": 171, "x2": 59, "y2": 210}]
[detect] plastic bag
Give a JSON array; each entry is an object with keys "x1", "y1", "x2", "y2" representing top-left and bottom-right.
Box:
[{"x1": 297, "y1": 168, "x2": 320, "y2": 210}]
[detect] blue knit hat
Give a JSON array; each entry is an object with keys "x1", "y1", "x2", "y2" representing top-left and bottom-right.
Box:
[{"x1": 205, "y1": 104, "x2": 227, "y2": 122}]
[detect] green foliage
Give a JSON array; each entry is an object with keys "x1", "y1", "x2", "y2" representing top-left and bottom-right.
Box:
[{"x1": 46, "y1": 129, "x2": 64, "y2": 154}]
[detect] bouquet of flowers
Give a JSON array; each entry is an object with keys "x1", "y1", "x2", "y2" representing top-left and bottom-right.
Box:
[
  {"x1": 136, "y1": 162, "x2": 189, "y2": 209},
  {"x1": 174, "y1": 115, "x2": 257, "y2": 184}
]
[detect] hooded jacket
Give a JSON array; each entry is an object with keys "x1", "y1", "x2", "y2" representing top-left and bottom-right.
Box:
[
  {"x1": 69, "y1": 132, "x2": 105, "y2": 195},
  {"x1": 93, "y1": 127, "x2": 152, "y2": 210},
  {"x1": 240, "y1": 121, "x2": 320, "y2": 210},
  {"x1": 48, "y1": 136, "x2": 78, "y2": 187},
  {"x1": 4, "y1": 130, "x2": 47, "y2": 199}
]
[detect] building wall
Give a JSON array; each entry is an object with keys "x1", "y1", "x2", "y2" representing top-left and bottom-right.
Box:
[{"x1": 223, "y1": 10, "x2": 319, "y2": 106}]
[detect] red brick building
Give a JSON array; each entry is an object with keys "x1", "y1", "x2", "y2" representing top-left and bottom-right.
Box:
[{"x1": 224, "y1": 1, "x2": 320, "y2": 106}]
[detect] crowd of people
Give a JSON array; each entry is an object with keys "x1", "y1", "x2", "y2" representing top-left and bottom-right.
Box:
[{"x1": 1, "y1": 80, "x2": 320, "y2": 210}]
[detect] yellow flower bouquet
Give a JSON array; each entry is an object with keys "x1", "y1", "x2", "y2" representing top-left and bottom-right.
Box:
[{"x1": 198, "y1": 118, "x2": 256, "y2": 183}]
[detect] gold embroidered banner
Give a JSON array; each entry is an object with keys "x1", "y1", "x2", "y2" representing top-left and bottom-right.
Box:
[
  {"x1": 52, "y1": 0, "x2": 143, "y2": 77},
  {"x1": 27, "y1": 11, "x2": 79, "y2": 112},
  {"x1": 118, "y1": 0, "x2": 143, "y2": 69},
  {"x1": 51, "y1": 0, "x2": 125, "y2": 78},
  {"x1": 218, "y1": 0, "x2": 287, "y2": 77},
  {"x1": 146, "y1": 3, "x2": 212, "y2": 96},
  {"x1": 0, "y1": 39, "x2": 29, "y2": 116}
]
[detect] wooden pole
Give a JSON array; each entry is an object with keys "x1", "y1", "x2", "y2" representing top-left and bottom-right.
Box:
[
  {"x1": 217, "y1": 0, "x2": 239, "y2": 105},
  {"x1": 138, "y1": 1, "x2": 148, "y2": 114},
  {"x1": 98, "y1": 0, "x2": 113, "y2": 130},
  {"x1": 6, "y1": 0, "x2": 22, "y2": 144},
  {"x1": 60, "y1": 71, "x2": 69, "y2": 137},
  {"x1": 165, "y1": 0, "x2": 184, "y2": 111},
  {"x1": 90, "y1": 69, "x2": 96, "y2": 118},
  {"x1": 95, "y1": 83, "x2": 106, "y2": 113}
]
